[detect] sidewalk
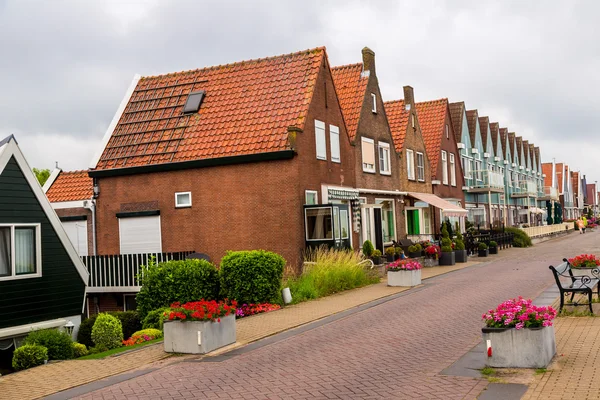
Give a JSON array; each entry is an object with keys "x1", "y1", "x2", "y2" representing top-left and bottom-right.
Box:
[{"x1": 0, "y1": 258, "x2": 483, "y2": 400}]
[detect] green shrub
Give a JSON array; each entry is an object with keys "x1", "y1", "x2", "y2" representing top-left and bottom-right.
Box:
[
  {"x1": 220, "y1": 250, "x2": 285, "y2": 304},
  {"x1": 441, "y1": 224, "x2": 452, "y2": 253},
  {"x1": 12, "y1": 344, "x2": 47, "y2": 371},
  {"x1": 142, "y1": 308, "x2": 168, "y2": 330},
  {"x1": 72, "y1": 342, "x2": 88, "y2": 358},
  {"x1": 131, "y1": 328, "x2": 163, "y2": 339},
  {"x1": 91, "y1": 313, "x2": 123, "y2": 350},
  {"x1": 395, "y1": 247, "x2": 403, "y2": 255},
  {"x1": 372, "y1": 249, "x2": 382, "y2": 258},
  {"x1": 504, "y1": 227, "x2": 532, "y2": 248},
  {"x1": 385, "y1": 247, "x2": 396, "y2": 256},
  {"x1": 408, "y1": 245, "x2": 417, "y2": 253},
  {"x1": 362, "y1": 240, "x2": 374, "y2": 257},
  {"x1": 136, "y1": 259, "x2": 220, "y2": 319},
  {"x1": 77, "y1": 315, "x2": 98, "y2": 348},
  {"x1": 454, "y1": 230, "x2": 465, "y2": 251},
  {"x1": 285, "y1": 247, "x2": 379, "y2": 303},
  {"x1": 478, "y1": 242, "x2": 488, "y2": 250},
  {"x1": 88, "y1": 344, "x2": 109, "y2": 355},
  {"x1": 414, "y1": 244, "x2": 422, "y2": 252},
  {"x1": 109, "y1": 311, "x2": 141, "y2": 340},
  {"x1": 489, "y1": 241, "x2": 498, "y2": 248},
  {"x1": 25, "y1": 329, "x2": 73, "y2": 360}
]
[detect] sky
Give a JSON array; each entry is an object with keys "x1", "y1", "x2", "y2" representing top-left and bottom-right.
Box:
[{"x1": 0, "y1": 0, "x2": 599, "y2": 183}]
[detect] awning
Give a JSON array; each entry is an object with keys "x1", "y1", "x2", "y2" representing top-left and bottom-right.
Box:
[
  {"x1": 327, "y1": 188, "x2": 359, "y2": 201},
  {"x1": 408, "y1": 192, "x2": 468, "y2": 217}
]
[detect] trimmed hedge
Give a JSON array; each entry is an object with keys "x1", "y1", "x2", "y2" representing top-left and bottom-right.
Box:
[
  {"x1": 12, "y1": 344, "x2": 48, "y2": 371},
  {"x1": 220, "y1": 250, "x2": 285, "y2": 304},
  {"x1": 504, "y1": 227, "x2": 533, "y2": 248},
  {"x1": 131, "y1": 328, "x2": 163, "y2": 339},
  {"x1": 110, "y1": 311, "x2": 141, "y2": 340},
  {"x1": 92, "y1": 313, "x2": 123, "y2": 350},
  {"x1": 142, "y1": 308, "x2": 168, "y2": 330},
  {"x1": 24, "y1": 329, "x2": 73, "y2": 360},
  {"x1": 136, "y1": 259, "x2": 220, "y2": 319}
]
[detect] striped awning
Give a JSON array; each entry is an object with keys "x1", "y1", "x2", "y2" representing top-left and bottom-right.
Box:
[
  {"x1": 408, "y1": 192, "x2": 468, "y2": 217},
  {"x1": 328, "y1": 188, "x2": 359, "y2": 201}
]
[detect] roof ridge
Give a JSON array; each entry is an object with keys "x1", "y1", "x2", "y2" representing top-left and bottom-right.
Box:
[
  {"x1": 384, "y1": 99, "x2": 404, "y2": 105},
  {"x1": 331, "y1": 62, "x2": 363, "y2": 71},
  {"x1": 60, "y1": 169, "x2": 89, "y2": 174},
  {"x1": 415, "y1": 98, "x2": 448, "y2": 105},
  {"x1": 141, "y1": 46, "x2": 326, "y2": 80}
]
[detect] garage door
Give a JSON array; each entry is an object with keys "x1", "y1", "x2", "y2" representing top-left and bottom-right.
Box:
[
  {"x1": 62, "y1": 220, "x2": 88, "y2": 256},
  {"x1": 119, "y1": 216, "x2": 162, "y2": 254}
]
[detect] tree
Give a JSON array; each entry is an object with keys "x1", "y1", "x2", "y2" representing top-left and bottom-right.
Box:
[{"x1": 33, "y1": 168, "x2": 51, "y2": 186}]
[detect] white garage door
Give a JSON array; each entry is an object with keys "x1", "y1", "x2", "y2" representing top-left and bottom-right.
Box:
[
  {"x1": 62, "y1": 220, "x2": 88, "y2": 256},
  {"x1": 119, "y1": 216, "x2": 162, "y2": 254}
]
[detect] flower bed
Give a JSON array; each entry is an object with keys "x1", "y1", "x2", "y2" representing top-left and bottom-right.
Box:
[
  {"x1": 164, "y1": 299, "x2": 237, "y2": 322},
  {"x1": 236, "y1": 303, "x2": 281, "y2": 318},
  {"x1": 387, "y1": 259, "x2": 422, "y2": 271},
  {"x1": 568, "y1": 254, "x2": 600, "y2": 269},
  {"x1": 387, "y1": 259, "x2": 422, "y2": 287},
  {"x1": 482, "y1": 297, "x2": 557, "y2": 330}
]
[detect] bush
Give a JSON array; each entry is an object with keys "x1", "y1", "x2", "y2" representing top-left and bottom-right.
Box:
[
  {"x1": 362, "y1": 240, "x2": 374, "y2": 257},
  {"x1": 441, "y1": 224, "x2": 452, "y2": 253},
  {"x1": 136, "y1": 259, "x2": 220, "y2": 319},
  {"x1": 220, "y1": 250, "x2": 285, "y2": 304},
  {"x1": 285, "y1": 247, "x2": 379, "y2": 303},
  {"x1": 489, "y1": 241, "x2": 498, "y2": 248},
  {"x1": 72, "y1": 342, "x2": 88, "y2": 358},
  {"x1": 408, "y1": 245, "x2": 417, "y2": 253},
  {"x1": 25, "y1": 329, "x2": 73, "y2": 360},
  {"x1": 454, "y1": 230, "x2": 466, "y2": 251},
  {"x1": 478, "y1": 242, "x2": 488, "y2": 250},
  {"x1": 372, "y1": 249, "x2": 382, "y2": 258},
  {"x1": 504, "y1": 227, "x2": 532, "y2": 248},
  {"x1": 77, "y1": 315, "x2": 98, "y2": 348},
  {"x1": 395, "y1": 247, "x2": 403, "y2": 255},
  {"x1": 385, "y1": 247, "x2": 395, "y2": 256},
  {"x1": 12, "y1": 344, "x2": 47, "y2": 371},
  {"x1": 109, "y1": 311, "x2": 141, "y2": 340},
  {"x1": 88, "y1": 344, "x2": 108, "y2": 355},
  {"x1": 414, "y1": 244, "x2": 422, "y2": 252},
  {"x1": 91, "y1": 313, "x2": 123, "y2": 350},
  {"x1": 131, "y1": 328, "x2": 163, "y2": 339},
  {"x1": 142, "y1": 308, "x2": 169, "y2": 330}
]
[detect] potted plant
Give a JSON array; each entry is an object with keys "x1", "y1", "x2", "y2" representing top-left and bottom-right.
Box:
[
  {"x1": 482, "y1": 297, "x2": 557, "y2": 368},
  {"x1": 385, "y1": 247, "x2": 396, "y2": 263},
  {"x1": 386, "y1": 259, "x2": 422, "y2": 287},
  {"x1": 439, "y1": 224, "x2": 455, "y2": 266},
  {"x1": 408, "y1": 244, "x2": 422, "y2": 259},
  {"x1": 395, "y1": 247, "x2": 403, "y2": 261},
  {"x1": 478, "y1": 242, "x2": 489, "y2": 257},
  {"x1": 454, "y1": 230, "x2": 468, "y2": 263},
  {"x1": 567, "y1": 254, "x2": 600, "y2": 271},
  {"x1": 489, "y1": 241, "x2": 498, "y2": 254},
  {"x1": 372, "y1": 249, "x2": 382, "y2": 265},
  {"x1": 362, "y1": 240, "x2": 374, "y2": 258},
  {"x1": 423, "y1": 244, "x2": 440, "y2": 267},
  {"x1": 163, "y1": 299, "x2": 237, "y2": 354}
]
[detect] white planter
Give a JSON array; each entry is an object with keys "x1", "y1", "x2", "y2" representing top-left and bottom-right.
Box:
[
  {"x1": 482, "y1": 326, "x2": 556, "y2": 368},
  {"x1": 282, "y1": 287, "x2": 293, "y2": 304},
  {"x1": 164, "y1": 314, "x2": 236, "y2": 354},
  {"x1": 387, "y1": 269, "x2": 422, "y2": 287}
]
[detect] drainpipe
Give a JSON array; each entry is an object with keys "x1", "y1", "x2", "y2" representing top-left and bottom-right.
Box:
[{"x1": 84, "y1": 197, "x2": 97, "y2": 255}]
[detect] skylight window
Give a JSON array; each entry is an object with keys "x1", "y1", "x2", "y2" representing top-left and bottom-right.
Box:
[{"x1": 183, "y1": 91, "x2": 205, "y2": 114}]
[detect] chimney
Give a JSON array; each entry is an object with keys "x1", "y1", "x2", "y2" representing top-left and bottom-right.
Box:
[
  {"x1": 403, "y1": 86, "x2": 415, "y2": 107},
  {"x1": 362, "y1": 47, "x2": 375, "y2": 76}
]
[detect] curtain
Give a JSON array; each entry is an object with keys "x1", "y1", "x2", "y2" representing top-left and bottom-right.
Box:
[
  {"x1": 0, "y1": 227, "x2": 10, "y2": 276},
  {"x1": 15, "y1": 228, "x2": 35, "y2": 275}
]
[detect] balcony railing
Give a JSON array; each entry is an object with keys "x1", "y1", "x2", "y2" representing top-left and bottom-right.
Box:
[
  {"x1": 467, "y1": 170, "x2": 504, "y2": 192},
  {"x1": 82, "y1": 251, "x2": 195, "y2": 293},
  {"x1": 542, "y1": 186, "x2": 559, "y2": 200}
]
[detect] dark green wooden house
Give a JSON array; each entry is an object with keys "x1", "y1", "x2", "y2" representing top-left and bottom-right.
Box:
[{"x1": 0, "y1": 135, "x2": 88, "y2": 348}]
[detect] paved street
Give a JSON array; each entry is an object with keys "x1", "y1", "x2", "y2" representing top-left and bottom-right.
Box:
[{"x1": 78, "y1": 232, "x2": 599, "y2": 400}]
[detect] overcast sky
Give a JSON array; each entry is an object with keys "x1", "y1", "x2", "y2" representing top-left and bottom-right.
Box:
[{"x1": 1, "y1": 0, "x2": 598, "y2": 183}]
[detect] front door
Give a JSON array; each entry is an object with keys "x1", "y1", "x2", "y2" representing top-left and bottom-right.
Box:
[
  {"x1": 361, "y1": 205, "x2": 384, "y2": 252},
  {"x1": 406, "y1": 209, "x2": 420, "y2": 235}
]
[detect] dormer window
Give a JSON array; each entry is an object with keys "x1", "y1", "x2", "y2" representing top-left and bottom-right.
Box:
[
  {"x1": 183, "y1": 91, "x2": 205, "y2": 114},
  {"x1": 371, "y1": 93, "x2": 377, "y2": 114}
]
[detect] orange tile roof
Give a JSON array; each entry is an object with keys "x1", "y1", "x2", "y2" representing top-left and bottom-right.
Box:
[
  {"x1": 384, "y1": 100, "x2": 409, "y2": 153},
  {"x1": 415, "y1": 98, "x2": 448, "y2": 179},
  {"x1": 478, "y1": 116, "x2": 489, "y2": 153},
  {"x1": 489, "y1": 122, "x2": 500, "y2": 155},
  {"x1": 94, "y1": 47, "x2": 326, "y2": 170},
  {"x1": 466, "y1": 110, "x2": 478, "y2": 146},
  {"x1": 46, "y1": 170, "x2": 93, "y2": 202},
  {"x1": 331, "y1": 63, "x2": 368, "y2": 142},
  {"x1": 448, "y1": 102, "x2": 465, "y2": 143},
  {"x1": 542, "y1": 163, "x2": 553, "y2": 187}
]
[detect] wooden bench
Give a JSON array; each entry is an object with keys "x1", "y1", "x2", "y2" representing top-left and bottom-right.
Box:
[{"x1": 549, "y1": 258, "x2": 600, "y2": 314}]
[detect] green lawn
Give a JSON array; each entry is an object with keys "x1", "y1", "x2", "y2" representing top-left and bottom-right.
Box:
[{"x1": 77, "y1": 338, "x2": 163, "y2": 360}]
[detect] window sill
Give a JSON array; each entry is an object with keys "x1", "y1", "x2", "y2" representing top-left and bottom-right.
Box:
[
  {"x1": 0, "y1": 272, "x2": 42, "y2": 282},
  {"x1": 317, "y1": 156, "x2": 327, "y2": 161},
  {"x1": 175, "y1": 205, "x2": 192, "y2": 209},
  {"x1": 332, "y1": 159, "x2": 341, "y2": 164},
  {"x1": 380, "y1": 171, "x2": 392, "y2": 176},
  {"x1": 363, "y1": 169, "x2": 376, "y2": 174}
]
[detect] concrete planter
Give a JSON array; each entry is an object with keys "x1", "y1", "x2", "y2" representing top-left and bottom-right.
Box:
[
  {"x1": 478, "y1": 249, "x2": 489, "y2": 257},
  {"x1": 455, "y1": 250, "x2": 468, "y2": 263},
  {"x1": 164, "y1": 314, "x2": 236, "y2": 354},
  {"x1": 387, "y1": 269, "x2": 421, "y2": 287},
  {"x1": 489, "y1": 247, "x2": 498, "y2": 254},
  {"x1": 423, "y1": 258, "x2": 439, "y2": 267},
  {"x1": 439, "y1": 251, "x2": 455, "y2": 266},
  {"x1": 482, "y1": 326, "x2": 556, "y2": 368}
]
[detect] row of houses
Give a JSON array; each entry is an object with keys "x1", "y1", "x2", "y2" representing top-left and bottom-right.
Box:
[{"x1": 32, "y1": 46, "x2": 595, "y2": 313}]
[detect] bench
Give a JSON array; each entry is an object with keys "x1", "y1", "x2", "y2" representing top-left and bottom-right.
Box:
[{"x1": 549, "y1": 258, "x2": 600, "y2": 314}]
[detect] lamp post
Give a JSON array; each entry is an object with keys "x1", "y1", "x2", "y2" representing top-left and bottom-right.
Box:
[{"x1": 64, "y1": 320, "x2": 74, "y2": 337}]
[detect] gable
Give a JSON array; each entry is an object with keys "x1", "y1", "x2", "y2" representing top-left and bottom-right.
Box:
[
  {"x1": 331, "y1": 63, "x2": 369, "y2": 142},
  {"x1": 415, "y1": 99, "x2": 448, "y2": 179},
  {"x1": 45, "y1": 170, "x2": 93, "y2": 202}
]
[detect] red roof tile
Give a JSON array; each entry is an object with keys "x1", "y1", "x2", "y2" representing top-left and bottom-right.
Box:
[
  {"x1": 478, "y1": 116, "x2": 490, "y2": 153},
  {"x1": 331, "y1": 63, "x2": 368, "y2": 142},
  {"x1": 415, "y1": 98, "x2": 448, "y2": 179},
  {"x1": 542, "y1": 163, "x2": 553, "y2": 187},
  {"x1": 489, "y1": 122, "x2": 500, "y2": 155},
  {"x1": 46, "y1": 170, "x2": 93, "y2": 202},
  {"x1": 384, "y1": 100, "x2": 409, "y2": 152},
  {"x1": 448, "y1": 102, "x2": 465, "y2": 143},
  {"x1": 466, "y1": 110, "x2": 478, "y2": 146},
  {"x1": 94, "y1": 47, "x2": 326, "y2": 170}
]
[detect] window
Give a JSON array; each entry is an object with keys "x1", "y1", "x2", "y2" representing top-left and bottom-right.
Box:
[
  {"x1": 305, "y1": 190, "x2": 318, "y2": 205},
  {"x1": 450, "y1": 153, "x2": 456, "y2": 186},
  {"x1": 416, "y1": 152, "x2": 425, "y2": 181},
  {"x1": 0, "y1": 224, "x2": 41, "y2": 280},
  {"x1": 475, "y1": 159, "x2": 482, "y2": 181},
  {"x1": 119, "y1": 216, "x2": 162, "y2": 254},
  {"x1": 361, "y1": 137, "x2": 376, "y2": 173},
  {"x1": 182, "y1": 91, "x2": 205, "y2": 114},
  {"x1": 329, "y1": 125, "x2": 340, "y2": 163},
  {"x1": 509, "y1": 171, "x2": 513, "y2": 187},
  {"x1": 441, "y1": 151, "x2": 448, "y2": 185},
  {"x1": 305, "y1": 207, "x2": 333, "y2": 240},
  {"x1": 406, "y1": 149, "x2": 415, "y2": 180},
  {"x1": 469, "y1": 159, "x2": 474, "y2": 180},
  {"x1": 378, "y1": 142, "x2": 391, "y2": 175},
  {"x1": 411, "y1": 114, "x2": 416, "y2": 129},
  {"x1": 371, "y1": 93, "x2": 377, "y2": 113},
  {"x1": 315, "y1": 120, "x2": 326, "y2": 160},
  {"x1": 376, "y1": 199, "x2": 396, "y2": 243},
  {"x1": 445, "y1": 124, "x2": 449, "y2": 139},
  {"x1": 175, "y1": 192, "x2": 192, "y2": 208}
]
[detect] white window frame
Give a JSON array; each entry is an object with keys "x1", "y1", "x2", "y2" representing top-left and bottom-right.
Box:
[
  {"x1": 378, "y1": 142, "x2": 391, "y2": 175},
  {"x1": 315, "y1": 120, "x2": 327, "y2": 160},
  {"x1": 305, "y1": 190, "x2": 318, "y2": 205},
  {"x1": 416, "y1": 152, "x2": 425, "y2": 182},
  {"x1": 469, "y1": 159, "x2": 475, "y2": 180},
  {"x1": 0, "y1": 223, "x2": 42, "y2": 281},
  {"x1": 449, "y1": 153, "x2": 456, "y2": 186},
  {"x1": 175, "y1": 192, "x2": 192, "y2": 208},
  {"x1": 371, "y1": 93, "x2": 377, "y2": 113},
  {"x1": 329, "y1": 124, "x2": 340, "y2": 163},
  {"x1": 406, "y1": 149, "x2": 415, "y2": 180},
  {"x1": 375, "y1": 198, "x2": 396, "y2": 244},
  {"x1": 361, "y1": 137, "x2": 376, "y2": 173},
  {"x1": 441, "y1": 150, "x2": 448, "y2": 185}
]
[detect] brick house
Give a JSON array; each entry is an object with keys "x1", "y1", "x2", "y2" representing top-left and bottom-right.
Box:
[
  {"x1": 88, "y1": 47, "x2": 358, "y2": 274},
  {"x1": 415, "y1": 98, "x2": 467, "y2": 234},
  {"x1": 331, "y1": 48, "x2": 404, "y2": 252}
]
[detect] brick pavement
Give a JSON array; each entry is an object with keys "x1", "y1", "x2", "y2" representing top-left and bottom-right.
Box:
[{"x1": 76, "y1": 231, "x2": 597, "y2": 400}]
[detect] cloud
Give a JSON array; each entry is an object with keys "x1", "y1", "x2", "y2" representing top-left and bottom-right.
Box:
[{"x1": 1, "y1": 0, "x2": 599, "y2": 181}]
